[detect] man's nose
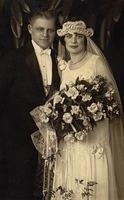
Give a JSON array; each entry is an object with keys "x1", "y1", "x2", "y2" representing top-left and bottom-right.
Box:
[{"x1": 43, "y1": 29, "x2": 48, "y2": 37}]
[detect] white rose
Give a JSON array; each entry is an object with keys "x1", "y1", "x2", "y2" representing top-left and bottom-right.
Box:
[
  {"x1": 64, "y1": 133, "x2": 75, "y2": 143},
  {"x1": 93, "y1": 112, "x2": 103, "y2": 121},
  {"x1": 76, "y1": 84, "x2": 85, "y2": 91},
  {"x1": 107, "y1": 105, "x2": 113, "y2": 111},
  {"x1": 112, "y1": 102, "x2": 118, "y2": 108},
  {"x1": 97, "y1": 102, "x2": 103, "y2": 110},
  {"x1": 105, "y1": 86, "x2": 115, "y2": 99},
  {"x1": 92, "y1": 84, "x2": 99, "y2": 91},
  {"x1": 82, "y1": 94, "x2": 92, "y2": 102},
  {"x1": 66, "y1": 87, "x2": 79, "y2": 99},
  {"x1": 53, "y1": 94, "x2": 63, "y2": 105},
  {"x1": 63, "y1": 112, "x2": 73, "y2": 124},
  {"x1": 71, "y1": 105, "x2": 80, "y2": 115},
  {"x1": 75, "y1": 131, "x2": 87, "y2": 141},
  {"x1": 83, "y1": 118, "x2": 89, "y2": 126},
  {"x1": 87, "y1": 103, "x2": 98, "y2": 114}
]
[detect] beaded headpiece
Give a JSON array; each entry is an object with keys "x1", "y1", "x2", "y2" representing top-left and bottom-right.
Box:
[{"x1": 57, "y1": 20, "x2": 94, "y2": 37}]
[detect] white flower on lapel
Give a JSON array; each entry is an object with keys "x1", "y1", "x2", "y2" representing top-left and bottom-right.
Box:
[{"x1": 57, "y1": 57, "x2": 67, "y2": 71}]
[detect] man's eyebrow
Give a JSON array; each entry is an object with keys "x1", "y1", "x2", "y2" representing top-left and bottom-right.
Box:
[
  {"x1": 36, "y1": 27, "x2": 55, "y2": 30},
  {"x1": 35, "y1": 26, "x2": 44, "y2": 29}
]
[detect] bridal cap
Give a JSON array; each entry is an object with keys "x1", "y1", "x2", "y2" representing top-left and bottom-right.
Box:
[{"x1": 57, "y1": 20, "x2": 94, "y2": 37}]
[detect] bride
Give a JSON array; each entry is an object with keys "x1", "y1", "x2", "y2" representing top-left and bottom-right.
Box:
[
  {"x1": 31, "y1": 18, "x2": 124, "y2": 200},
  {"x1": 51, "y1": 19, "x2": 124, "y2": 200}
]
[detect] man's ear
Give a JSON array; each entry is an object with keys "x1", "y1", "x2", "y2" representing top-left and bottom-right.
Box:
[{"x1": 28, "y1": 24, "x2": 32, "y2": 34}]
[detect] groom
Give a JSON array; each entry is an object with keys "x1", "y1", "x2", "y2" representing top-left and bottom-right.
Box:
[{"x1": 0, "y1": 8, "x2": 60, "y2": 200}]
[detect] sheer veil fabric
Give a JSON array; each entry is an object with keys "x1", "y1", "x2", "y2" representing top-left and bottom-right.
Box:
[{"x1": 86, "y1": 37, "x2": 124, "y2": 199}]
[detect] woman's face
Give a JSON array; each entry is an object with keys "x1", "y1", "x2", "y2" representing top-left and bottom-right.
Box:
[{"x1": 64, "y1": 33, "x2": 85, "y2": 54}]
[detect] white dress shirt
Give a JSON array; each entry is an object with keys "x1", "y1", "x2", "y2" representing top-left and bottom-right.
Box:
[{"x1": 32, "y1": 40, "x2": 52, "y2": 92}]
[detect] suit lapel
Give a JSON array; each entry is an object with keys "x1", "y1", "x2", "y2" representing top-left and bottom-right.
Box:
[
  {"x1": 25, "y1": 43, "x2": 46, "y2": 97},
  {"x1": 25, "y1": 43, "x2": 60, "y2": 100},
  {"x1": 46, "y1": 49, "x2": 60, "y2": 100}
]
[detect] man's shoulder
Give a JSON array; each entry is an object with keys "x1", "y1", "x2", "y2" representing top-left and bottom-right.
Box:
[
  {"x1": 0, "y1": 49, "x2": 15, "y2": 66},
  {"x1": 15, "y1": 42, "x2": 34, "y2": 56},
  {"x1": 0, "y1": 42, "x2": 33, "y2": 67}
]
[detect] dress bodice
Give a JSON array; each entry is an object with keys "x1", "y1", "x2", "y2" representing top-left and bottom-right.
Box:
[{"x1": 60, "y1": 52, "x2": 98, "y2": 90}]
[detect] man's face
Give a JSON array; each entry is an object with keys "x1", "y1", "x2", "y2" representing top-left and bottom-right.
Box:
[{"x1": 28, "y1": 16, "x2": 56, "y2": 49}]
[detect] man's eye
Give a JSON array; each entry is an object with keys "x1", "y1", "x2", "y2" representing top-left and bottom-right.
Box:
[
  {"x1": 48, "y1": 29, "x2": 55, "y2": 34},
  {"x1": 36, "y1": 27, "x2": 44, "y2": 32}
]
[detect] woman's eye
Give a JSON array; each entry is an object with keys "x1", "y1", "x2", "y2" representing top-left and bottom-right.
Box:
[
  {"x1": 77, "y1": 34, "x2": 83, "y2": 39},
  {"x1": 65, "y1": 34, "x2": 72, "y2": 38}
]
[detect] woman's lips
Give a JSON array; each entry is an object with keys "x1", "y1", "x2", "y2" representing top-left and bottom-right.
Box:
[{"x1": 69, "y1": 45, "x2": 78, "y2": 48}]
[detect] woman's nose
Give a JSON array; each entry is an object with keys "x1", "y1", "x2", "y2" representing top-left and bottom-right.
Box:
[{"x1": 71, "y1": 35, "x2": 77, "y2": 43}]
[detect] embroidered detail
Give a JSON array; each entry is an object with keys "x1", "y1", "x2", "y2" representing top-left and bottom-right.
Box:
[
  {"x1": 57, "y1": 21, "x2": 94, "y2": 37},
  {"x1": 51, "y1": 179, "x2": 97, "y2": 199},
  {"x1": 92, "y1": 144, "x2": 104, "y2": 159},
  {"x1": 75, "y1": 179, "x2": 97, "y2": 199},
  {"x1": 51, "y1": 187, "x2": 73, "y2": 200}
]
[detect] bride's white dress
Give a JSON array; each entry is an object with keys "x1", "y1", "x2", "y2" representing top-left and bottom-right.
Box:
[{"x1": 51, "y1": 52, "x2": 119, "y2": 200}]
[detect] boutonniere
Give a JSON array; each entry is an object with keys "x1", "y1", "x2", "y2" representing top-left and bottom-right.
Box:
[{"x1": 57, "y1": 57, "x2": 67, "y2": 71}]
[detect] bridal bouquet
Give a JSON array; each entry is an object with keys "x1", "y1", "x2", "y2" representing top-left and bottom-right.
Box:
[{"x1": 31, "y1": 75, "x2": 120, "y2": 142}]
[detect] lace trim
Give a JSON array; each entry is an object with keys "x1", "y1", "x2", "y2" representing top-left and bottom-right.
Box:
[
  {"x1": 51, "y1": 179, "x2": 97, "y2": 200},
  {"x1": 91, "y1": 144, "x2": 104, "y2": 159}
]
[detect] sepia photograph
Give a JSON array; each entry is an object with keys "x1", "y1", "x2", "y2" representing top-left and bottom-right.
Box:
[{"x1": 0, "y1": 0, "x2": 124, "y2": 200}]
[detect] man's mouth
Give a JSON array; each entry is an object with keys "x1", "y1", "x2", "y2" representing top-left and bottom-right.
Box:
[{"x1": 39, "y1": 38, "x2": 48, "y2": 41}]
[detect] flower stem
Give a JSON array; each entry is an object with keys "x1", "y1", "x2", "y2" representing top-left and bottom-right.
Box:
[{"x1": 70, "y1": 123, "x2": 77, "y2": 133}]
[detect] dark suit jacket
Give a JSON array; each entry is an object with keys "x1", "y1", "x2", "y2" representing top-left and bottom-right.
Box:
[{"x1": 0, "y1": 42, "x2": 60, "y2": 151}]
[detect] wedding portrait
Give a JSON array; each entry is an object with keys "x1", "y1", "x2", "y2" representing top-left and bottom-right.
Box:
[{"x1": 0, "y1": 0, "x2": 124, "y2": 200}]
